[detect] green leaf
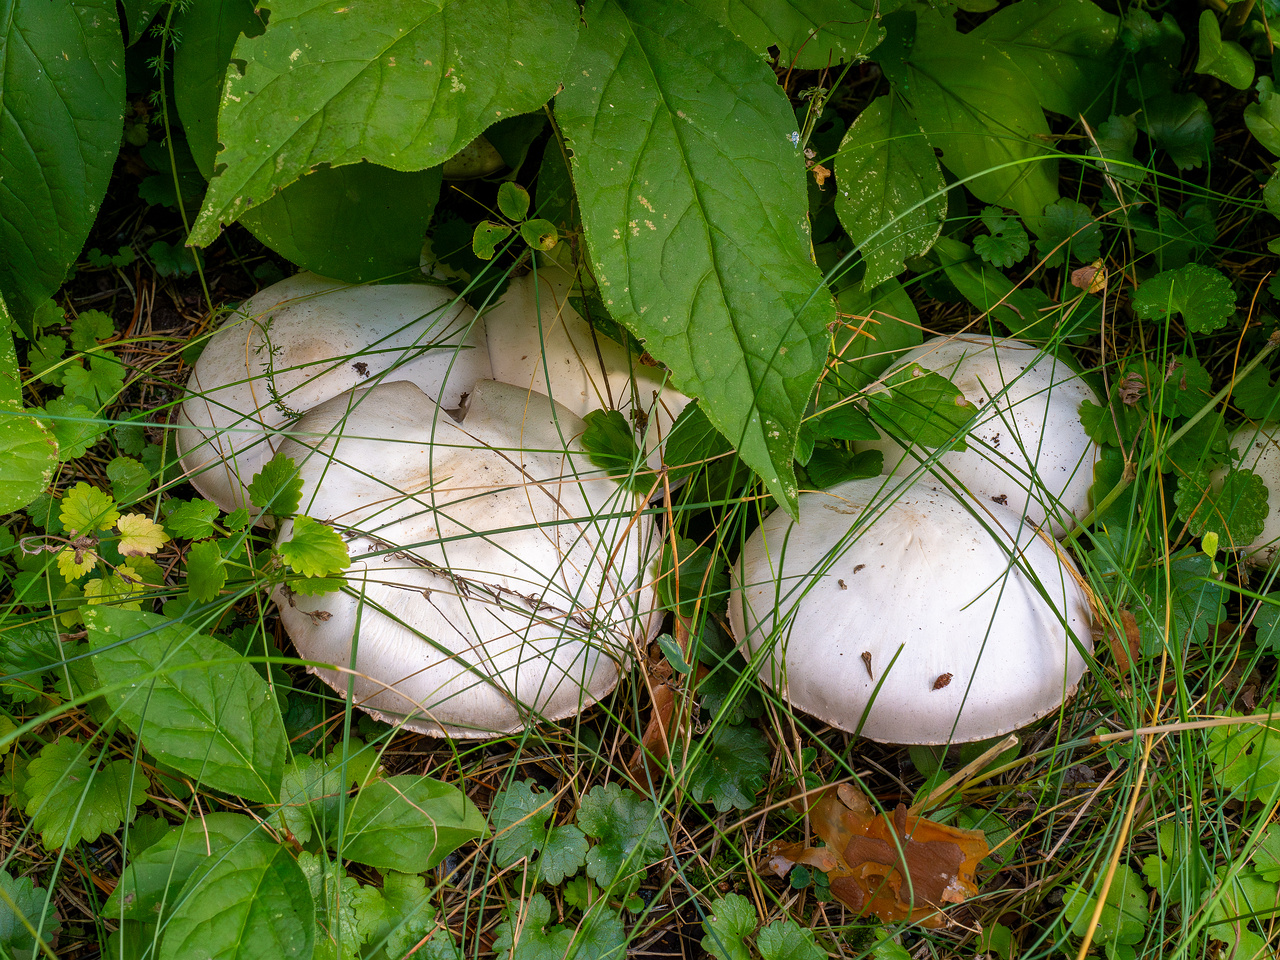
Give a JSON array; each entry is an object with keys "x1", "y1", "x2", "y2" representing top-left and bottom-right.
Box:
[
  {"x1": 186, "y1": 538, "x2": 229, "y2": 602},
  {"x1": 248, "y1": 452, "x2": 303, "y2": 517},
  {"x1": 0, "y1": 867, "x2": 58, "y2": 953},
  {"x1": 1132, "y1": 264, "x2": 1235, "y2": 334},
  {"x1": 105, "y1": 813, "x2": 270, "y2": 921},
  {"x1": 340, "y1": 775, "x2": 488, "y2": 874},
  {"x1": 1209, "y1": 717, "x2": 1280, "y2": 801},
  {"x1": 577, "y1": 782, "x2": 667, "y2": 886},
  {"x1": 69, "y1": 310, "x2": 114, "y2": 352},
  {"x1": 369, "y1": 871, "x2": 450, "y2": 960},
  {"x1": 84, "y1": 606, "x2": 288, "y2": 804},
  {"x1": 866, "y1": 362, "x2": 976, "y2": 449},
  {"x1": 1207, "y1": 867, "x2": 1279, "y2": 959},
  {"x1": 1035, "y1": 198, "x2": 1102, "y2": 267},
  {"x1": 519, "y1": 218, "x2": 560, "y2": 251},
  {"x1": 1131, "y1": 550, "x2": 1226, "y2": 655},
  {"x1": 1140, "y1": 820, "x2": 1211, "y2": 906},
  {"x1": 1174, "y1": 468, "x2": 1269, "y2": 550},
  {"x1": 23, "y1": 738, "x2": 150, "y2": 849},
  {"x1": 472, "y1": 221, "x2": 513, "y2": 260},
  {"x1": 557, "y1": 0, "x2": 835, "y2": 516},
  {"x1": 758, "y1": 920, "x2": 825, "y2": 960},
  {"x1": 834, "y1": 93, "x2": 946, "y2": 287},
  {"x1": 164, "y1": 499, "x2": 222, "y2": 540},
  {"x1": 1253, "y1": 824, "x2": 1280, "y2": 883},
  {"x1": 680, "y1": 723, "x2": 771, "y2": 812},
  {"x1": 822, "y1": 277, "x2": 922, "y2": 395},
  {"x1": 1195, "y1": 10, "x2": 1254, "y2": 90},
  {"x1": 279, "y1": 516, "x2": 351, "y2": 579},
  {"x1": 62, "y1": 352, "x2": 127, "y2": 407},
  {"x1": 0, "y1": 413, "x2": 58, "y2": 514},
  {"x1": 1143, "y1": 92, "x2": 1214, "y2": 171},
  {"x1": 498, "y1": 182, "x2": 531, "y2": 221},
  {"x1": 701, "y1": 1, "x2": 883, "y2": 68},
  {"x1": 1246, "y1": 77, "x2": 1280, "y2": 156},
  {"x1": 107, "y1": 456, "x2": 152, "y2": 504},
  {"x1": 967, "y1": 0, "x2": 1120, "y2": 118},
  {"x1": 657, "y1": 536, "x2": 730, "y2": 618},
  {"x1": 492, "y1": 894, "x2": 574, "y2": 960},
  {"x1": 147, "y1": 240, "x2": 201, "y2": 279},
  {"x1": 881, "y1": 8, "x2": 1059, "y2": 227},
  {"x1": 972, "y1": 206, "x2": 1029, "y2": 269},
  {"x1": 0, "y1": 0, "x2": 124, "y2": 322},
  {"x1": 701, "y1": 893, "x2": 756, "y2": 960},
  {"x1": 804, "y1": 445, "x2": 882, "y2": 488},
  {"x1": 241, "y1": 163, "x2": 444, "y2": 284},
  {"x1": 490, "y1": 780, "x2": 588, "y2": 885},
  {"x1": 662, "y1": 403, "x2": 734, "y2": 485},
  {"x1": 189, "y1": 0, "x2": 578, "y2": 243},
  {"x1": 580, "y1": 409, "x2": 648, "y2": 493},
  {"x1": 1086, "y1": 113, "x2": 1143, "y2": 184},
  {"x1": 1063, "y1": 865, "x2": 1148, "y2": 946},
  {"x1": 159, "y1": 842, "x2": 314, "y2": 960}
]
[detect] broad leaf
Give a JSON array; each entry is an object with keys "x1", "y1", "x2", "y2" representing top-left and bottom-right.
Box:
[
  {"x1": 105, "y1": 813, "x2": 269, "y2": 921},
  {"x1": 1246, "y1": 77, "x2": 1280, "y2": 157},
  {"x1": 701, "y1": 894, "x2": 756, "y2": 960},
  {"x1": 1132, "y1": 264, "x2": 1236, "y2": 334},
  {"x1": 697, "y1": 0, "x2": 884, "y2": 68},
  {"x1": 1195, "y1": 10, "x2": 1253, "y2": 90},
  {"x1": 190, "y1": 0, "x2": 578, "y2": 243},
  {"x1": 968, "y1": 0, "x2": 1120, "y2": 118},
  {"x1": 340, "y1": 775, "x2": 487, "y2": 874},
  {"x1": 680, "y1": 722, "x2": 771, "y2": 812},
  {"x1": 23, "y1": 738, "x2": 150, "y2": 849},
  {"x1": 0, "y1": 412, "x2": 58, "y2": 515},
  {"x1": 577, "y1": 782, "x2": 667, "y2": 885},
  {"x1": 881, "y1": 9, "x2": 1059, "y2": 227},
  {"x1": 834, "y1": 94, "x2": 946, "y2": 287},
  {"x1": 866, "y1": 362, "x2": 976, "y2": 449},
  {"x1": 0, "y1": 0, "x2": 124, "y2": 321},
  {"x1": 84, "y1": 606, "x2": 288, "y2": 804},
  {"x1": 557, "y1": 0, "x2": 835, "y2": 515},
  {"x1": 160, "y1": 843, "x2": 314, "y2": 960},
  {"x1": 0, "y1": 868, "x2": 57, "y2": 954}
]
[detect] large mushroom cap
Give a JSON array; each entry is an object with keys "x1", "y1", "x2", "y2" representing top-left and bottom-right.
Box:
[
  {"x1": 1228, "y1": 422, "x2": 1280, "y2": 565},
  {"x1": 858, "y1": 336, "x2": 1099, "y2": 537},
  {"x1": 273, "y1": 379, "x2": 662, "y2": 737},
  {"x1": 730, "y1": 477, "x2": 1093, "y2": 744},
  {"x1": 176, "y1": 273, "x2": 489, "y2": 515},
  {"x1": 482, "y1": 267, "x2": 690, "y2": 480}
]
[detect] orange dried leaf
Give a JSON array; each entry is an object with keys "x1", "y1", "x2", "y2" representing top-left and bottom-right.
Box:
[{"x1": 772, "y1": 783, "x2": 988, "y2": 927}]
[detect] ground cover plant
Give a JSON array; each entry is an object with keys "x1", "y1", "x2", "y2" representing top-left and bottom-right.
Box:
[{"x1": 7, "y1": 0, "x2": 1280, "y2": 957}]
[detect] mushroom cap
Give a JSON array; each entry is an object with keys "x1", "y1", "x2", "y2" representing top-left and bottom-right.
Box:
[
  {"x1": 273, "y1": 378, "x2": 662, "y2": 737},
  {"x1": 857, "y1": 336, "x2": 1099, "y2": 537},
  {"x1": 176, "y1": 273, "x2": 489, "y2": 515},
  {"x1": 482, "y1": 267, "x2": 691, "y2": 481},
  {"x1": 1227, "y1": 422, "x2": 1280, "y2": 565},
  {"x1": 729, "y1": 476, "x2": 1093, "y2": 744}
]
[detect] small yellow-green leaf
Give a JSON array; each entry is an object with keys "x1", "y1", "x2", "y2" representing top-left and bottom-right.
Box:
[{"x1": 116, "y1": 514, "x2": 170, "y2": 557}]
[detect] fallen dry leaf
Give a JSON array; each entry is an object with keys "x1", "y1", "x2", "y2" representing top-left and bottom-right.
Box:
[{"x1": 765, "y1": 783, "x2": 988, "y2": 927}]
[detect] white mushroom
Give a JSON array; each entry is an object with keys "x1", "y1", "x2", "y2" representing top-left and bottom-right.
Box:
[
  {"x1": 1226, "y1": 423, "x2": 1280, "y2": 565},
  {"x1": 176, "y1": 273, "x2": 489, "y2": 516},
  {"x1": 481, "y1": 267, "x2": 690, "y2": 483},
  {"x1": 272, "y1": 378, "x2": 662, "y2": 737},
  {"x1": 729, "y1": 476, "x2": 1093, "y2": 744},
  {"x1": 858, "y1": 336, "x2": 1099, "y2": 537}
]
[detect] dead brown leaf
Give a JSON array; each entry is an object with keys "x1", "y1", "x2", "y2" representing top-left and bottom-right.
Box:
[{"x1": 763, "y1": 783, "x2": 988, "y2": 927}]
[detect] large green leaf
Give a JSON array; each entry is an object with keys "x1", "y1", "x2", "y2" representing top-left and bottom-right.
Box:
[
  {"x1": 173, "y1": 0, "x2": 266, "y2": 179},
  {"x1": 340, "y1": 775, "x2": 488, "y2": 874},
  {"x1": 105, "y1": 813, "x2": 270, "y2": 921},
  {"x1": 0, "y1": 413, "x2": 59, "y2": 513},
  {"x1": 824, "y1": 277, "x2": 922, "y2": 395},
  {"x1": 159, "y1": 843, "x2": 314, "y2": 960},
  {"x1": 240, "y1": 163, "x2": 443, "y2": 282},
  {"x1": 834, "y1": 93, "x2": 946, "y2": 287},
  {"x1": 0, "y1": 0, "x2": 124, "y2": 322},
  {"x1": 696, "y1": 0, "x2": 884, "y2": 68},
  {"x1": 189, "y1": 0, "x2": 578, "y2": 244},
  {"x1": 881, "y1": 8, "x2": 1058, "y2": 227},
  {"x1": 968, "y1": 0, "x2": 1120, "y2": 118},
  {"x1": 83, "y1": 607, "x2": 287, "y2": 805},
  {"x1": 557, "y1": 0, "x2": 835, "y2": 514}
]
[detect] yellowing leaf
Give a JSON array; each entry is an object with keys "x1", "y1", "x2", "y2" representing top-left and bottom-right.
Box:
[
  {"x1": 116, "y1": 513, "x2": 170, "y2": 556},
  {"x1": 57, "y1": 544, "x2": 98, "y2": 580},
  {"x1": 59, "y1": 481, "x2": 119, "y2": 533}
]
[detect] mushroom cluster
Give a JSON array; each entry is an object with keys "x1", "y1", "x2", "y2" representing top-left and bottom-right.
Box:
[
  {"x1": 731, "y1": 335, "x2": 1099, "y2": 744},
  {"x1": 178, "y1": 270, "x2": 676, "y2": 736}
]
